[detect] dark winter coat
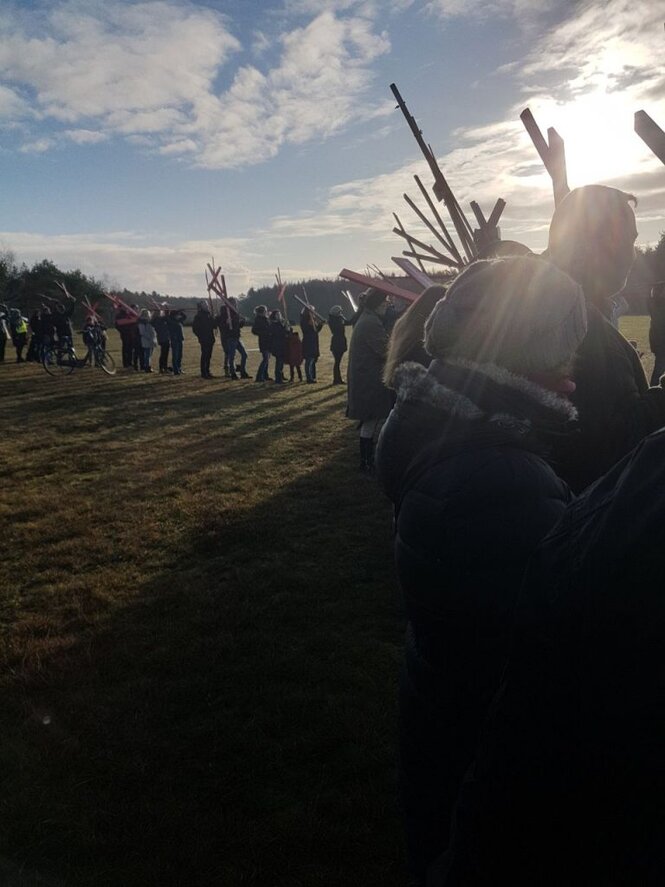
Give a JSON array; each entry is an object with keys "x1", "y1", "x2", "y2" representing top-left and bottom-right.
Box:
[
  {"x1": 375, "y1": 359, "x2": 575, "y2": 882},
  {"x1": 269, "y1": 319, "x2": 286, "y2": 358},
  {"x1": 438, "y1": 428, "x2": 665, "y2": 887},
  {"x1": 192, "y1": 310, "x2": 216, "y2": 345},
  {"x1": 152, "y1": 314, "x2": 170, "y2": 346},
  {"x1": 648, "y1": 287, "x2": 665, "y2": 353},
  {"x1": 300, "y1": 315, "x2": 322, "y2": 359},
  {"x1": 346, "y1": 308, "x2": 392, "y2": 421},
  {"x1": 328, "y1": 313, "x2": 348, "y2": 356},
  {"x1": 167, "y1": 312, "x2": 186, "y2": 344},
  {"x1": 218, "y1": 306, "x2": 243, "y2": 341},
  {"x1": 251, "y1": 315, "x2": 271, "y2": 352},
  {"x1": 53, "y1": 303, "x2": 76, "y2": 340},
  {"x1": 553, "y1": 304, "x2": 665, "y2": 492}
]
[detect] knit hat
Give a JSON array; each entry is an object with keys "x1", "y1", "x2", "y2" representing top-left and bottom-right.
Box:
[
  {"x1": 424, "y1": 257, "x2": 587, "y2": 375},
  {"x1": 330, "y1": 305, "x2": 343, "y2": 316},
  {"x1": 364, "y1": 288, "x2": 386, "y2": 311}
]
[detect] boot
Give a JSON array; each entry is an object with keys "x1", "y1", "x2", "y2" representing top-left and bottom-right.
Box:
[
  {"x1": 240, "y1": 370, "x2": 250, "y2": 379},
  {"x1": 359, "y1": 437, "x2": 375, "y2": 474}
]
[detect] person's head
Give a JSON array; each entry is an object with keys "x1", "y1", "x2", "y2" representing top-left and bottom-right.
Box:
[
  {"x1": 330, "y1": 305, "x2": 343, "y2": 317},
  {"x1": 198, "y1": 301, "x2": 209, "y2": 313},
  {"x1": 56, "y1": 303, "x2": 65, "y2": 314},
  {"x1": 228, "y1": 296, "x2": 237, "y2": 306},
  {"x1": 364, "y1": 288, "x2": 387, "y2": 315},
  {"x1": 383, "y1": 285, "x2": 447, "y2": 387},
  {"x1": 547, "y1": 185, "x2": 638, "y2": 306},
  {"x1": 270, "y1": 309, "x2": 281, "y2": 322},
  {"x1": 424, "y1": 257, "x2": 587, "y2": 394},
  {"x1": 255, "y1": 305, "x2": 266, "y2": 316},
  {"x1": 140, "y1": 308, "x2": 150, "y2": 319}
]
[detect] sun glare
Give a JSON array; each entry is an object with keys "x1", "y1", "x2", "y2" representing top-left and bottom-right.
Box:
[{"x1": 537, "y1": 92, "x2": 648, "y2": 188}]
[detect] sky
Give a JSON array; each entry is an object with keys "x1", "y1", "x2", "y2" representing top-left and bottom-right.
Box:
[{"x1": 0, "y1": 0, "x2": 664, "y2": 297}]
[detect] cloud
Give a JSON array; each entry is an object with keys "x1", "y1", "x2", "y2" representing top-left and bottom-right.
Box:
[
  {"x1": 20, "y1": 137, "x2": 55, "y2": 153},
  {"x1": 0, "y1": 1, "x2": 390, "y2": 170},
  {"x1": 64, "y1": 129, "x2": 108, "y2": 144},
  {"x1": 425, "y1": 0, "x2": 551, "y2": 23},
  {"x1": 0, "y1": 229, "x2": 257, "y2": 296},
  {"x1": 263, "y1": 0, "x2": 665, "y2": 261}
]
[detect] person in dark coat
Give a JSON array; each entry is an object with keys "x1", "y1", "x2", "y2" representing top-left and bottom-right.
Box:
[
  {"x1": 328, "y1": 305, "x2": 350, "y2": 385},
  {"x1": 268, "y1": 309, "x2": 287, "y2": 383},
  {"x1": 251, "y1": 305, "x2": 272, "y2": 381},
  {"x1": 300, "y1": 306, "x2": 323, "y2": 383},
  {"x1": 152, "y1": 306, "x2": 171, "y2": 373},
  {"x1": 25, "y1": 309, "x2": 41, "y2": 361},
  {"x1": 437, "y1": 429, "x2": 665, "y2": 887},
  {"x1": 375, "y1": 257, "x2": 587, "y2": 886},
  {"x1": 346, "y1": 289, "x2": 393, "y2": 471},
  {"x1": 383, "y1": 284, "x2": 446, "y2": 388},
  {"x1": 547, "y1": 184, "x2": 665, "y2": 491},
  {"x1": 192, "y1": 302, "x2": 216, "y2": 378},
  {"x1": 167, "y1": 309, "x2": 186, "y2": 375},
  {"x1": 648, "y1": 279, "x2": 665, "y2": 386},
  {"x1": 53, "y1": 300, "x2": 78, "y2": 348},
  {"x1": 115, "y1": 305, "x2": 138, "y2": 369},
  {"x1": 218, "y1": 299, "x2": 249, "y2": 380}
]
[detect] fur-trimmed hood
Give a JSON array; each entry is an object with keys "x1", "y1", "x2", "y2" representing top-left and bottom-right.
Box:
[{"x1": 376, "y1": 358, "x2": 578, "y2": 503}]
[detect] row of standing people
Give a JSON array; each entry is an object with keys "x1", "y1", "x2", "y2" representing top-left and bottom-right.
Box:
[
  {"x1": 191, "y1": 301, "x2": 353, "y2": 384},
  {"x1": 0, "y1": 302, "x2": 78, "y2": 363},
  {"x1": 345, "y1": 184, "x2": 665, "y2": 885}
]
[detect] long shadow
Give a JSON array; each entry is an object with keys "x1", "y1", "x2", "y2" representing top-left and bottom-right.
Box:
[{"x1": 1, "y1": 435, "x2": 405, "y2": 887}]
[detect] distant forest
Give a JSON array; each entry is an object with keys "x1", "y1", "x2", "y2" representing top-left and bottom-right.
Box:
[{"x1": 2, "y1": 232, "x2": 664, "y2": 325}]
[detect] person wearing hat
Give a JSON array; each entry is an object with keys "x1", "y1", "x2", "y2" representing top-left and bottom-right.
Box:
[
  {"x1": 192, "y1": 301, "x2": 216, "y2": 379},
  {"x1": 327, "y1": 304, "x2": 350, "y2": 385},
  {"x1": 346, "y1": 288, "x2": 393, "y2": 471},
  {"x1": 137, "y1": 307, "x2": 157, "y2": 372},
  {"x1": 547, "y1": 184, "x2": 665, "y2": 491},
  {"x1": 375, "y1": 257, "x2": 587, "y2": 886}
]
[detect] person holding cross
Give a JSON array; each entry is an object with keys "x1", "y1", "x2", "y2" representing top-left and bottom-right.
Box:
[
  {"x1": 192, "y1": 301, "x2": 216, "y2": 379},
  {"x1": 218, "y1": 297, "x2": 250, "y2": 380},
  {"x1": 300, "y1": 305, "x2": 323, "y2": 383}
]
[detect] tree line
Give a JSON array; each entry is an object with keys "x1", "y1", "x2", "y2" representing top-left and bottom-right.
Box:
[{"x1": 2, "y1": 234, "x2": 664, "y2": 326}]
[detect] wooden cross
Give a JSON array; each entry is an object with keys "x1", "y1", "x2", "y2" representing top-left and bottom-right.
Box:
[
  {"x1": 635, "y1": 110, "x2": 665, "y2": 166},
  {"x1": 339, "y1": 269, "x2": 418, "y2": 303},
  {"x1": 520, "y1": 108, "x2": 569, "y2": 206}
]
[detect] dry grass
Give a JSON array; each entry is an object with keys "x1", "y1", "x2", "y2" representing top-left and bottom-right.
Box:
[{"x1": 0, "y1": 329, "x2": 404, "y2": 887}]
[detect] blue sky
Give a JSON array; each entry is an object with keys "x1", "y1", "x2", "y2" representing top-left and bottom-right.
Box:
[{"x1": 1, "y1": 0, "x2": 664, "y2": 296}]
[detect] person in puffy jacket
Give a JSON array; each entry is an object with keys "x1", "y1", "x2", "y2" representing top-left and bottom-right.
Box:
[
  {"x1": 437, "y1": 428, "x2": 665, "y2": 887},
  {"x1": 375, "y1": 257, "x2": 587, "y2": 886},
  {"x1": 268, "y1": 310, "x2": 287, "y2": 384},
  {"x1": 167, "y1": 310, "x2": 186, "y2": 375},
  {"x1": 137, "y1": 308, "x2": 157, "y2": 372}
]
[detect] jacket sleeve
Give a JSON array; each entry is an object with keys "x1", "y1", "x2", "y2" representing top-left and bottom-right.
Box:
[{"x1": 572, "y1": 311, "x2": 665, "y2": 484}]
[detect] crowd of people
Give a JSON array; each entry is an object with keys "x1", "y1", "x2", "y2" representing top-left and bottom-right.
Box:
[
  {"x1": 342, "y1": 184, "x2": 665, "y2": 886},
  {"x1": 0, "y1": 295, "x2": 362, "y2": 385}
]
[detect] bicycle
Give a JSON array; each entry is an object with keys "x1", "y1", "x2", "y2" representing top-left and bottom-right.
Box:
[
  {"x1": 41, "y1": 340, "x2": 78, "y2": 376},
  {"x1": 42, "y1": 333, "x2": 116, "y2": 377}
]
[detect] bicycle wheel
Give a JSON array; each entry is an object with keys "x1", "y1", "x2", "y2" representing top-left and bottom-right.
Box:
[
  {"x1": 97, "y1": 348, "x2": 116, "y2": 376},
  {"x1": 43, "y1": 345, "x2": 77, "y2": 376}
]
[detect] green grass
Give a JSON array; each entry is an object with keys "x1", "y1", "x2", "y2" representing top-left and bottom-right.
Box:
[{"x1": 0, "y1": 329, "x2": 405, "y2": 886}]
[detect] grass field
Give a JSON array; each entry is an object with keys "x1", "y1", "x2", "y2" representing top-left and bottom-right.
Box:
[
  {"x1": 0, "y1": 327, "x2": 405, "y2": 886},
  {"x1": 0, "y1": 316, "x2": 654, "y2": 886}
]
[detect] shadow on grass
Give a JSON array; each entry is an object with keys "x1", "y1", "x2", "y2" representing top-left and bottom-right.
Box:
[{"x1": 1, "y1": 430, "x2": 405, "y2": 887}]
